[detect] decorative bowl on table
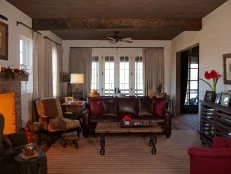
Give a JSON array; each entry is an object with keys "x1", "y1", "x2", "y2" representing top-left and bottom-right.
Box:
[
  {"x1": 120, "y1": 119, "x2": 152, "y2": 128},
  {"x1": 22, "y1": 143, "x2": 36, "y2": 156}
]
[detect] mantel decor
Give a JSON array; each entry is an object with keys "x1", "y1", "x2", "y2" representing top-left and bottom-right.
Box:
[
  {"x1": 223, "y1": 53, "x2": 231, "y2": 85},
  {"x1": 0, "y1": 20, "x2": 8, "y2": 60},
  {"x1": 0, "y1": 67, "x2": 29, "y2": 81}
]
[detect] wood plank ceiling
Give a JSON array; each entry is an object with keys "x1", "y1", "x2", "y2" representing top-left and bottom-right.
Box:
[{"x1": 7, "y1": 0, "x2": 227, "y2": 40}]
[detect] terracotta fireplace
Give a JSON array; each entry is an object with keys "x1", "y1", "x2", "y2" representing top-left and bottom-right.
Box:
[{"x1": 0, "y1": 81, "x2": 22, "y2": 134}]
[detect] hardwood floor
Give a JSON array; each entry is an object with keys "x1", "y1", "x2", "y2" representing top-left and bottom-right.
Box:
[{"x1": 172, "y1": 114, "x2": 199, "y2": 131}]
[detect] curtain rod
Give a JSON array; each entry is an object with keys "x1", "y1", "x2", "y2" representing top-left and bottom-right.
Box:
[
  {"x1": 0, "y1": 14, "x2": 8, "y2": 21},
  {"x1": 44, "y1": 36, "x2": 62, "y2": 46},
  {"x1": 16, "y1": 21, "x2": 41, "y2": 35}
]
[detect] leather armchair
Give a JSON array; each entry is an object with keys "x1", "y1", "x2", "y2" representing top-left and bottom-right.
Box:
[
  {"x1": 188, "y1": 137, "x2": 231, "y2": 174},
  {"x1": 0, "y1": 113, "x2": 27, "y2": 174},
  {"x1": 35, "y1": 98, "x2": 81, "y2": 144}
]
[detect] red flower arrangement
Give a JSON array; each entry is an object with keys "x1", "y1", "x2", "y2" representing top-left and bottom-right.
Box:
[
  {"x1": 200, "y1": 70, "x2": 221, "y2": 92},
  {"x1": 122, "y1": 115, "x2": 132, "y2": 121}
]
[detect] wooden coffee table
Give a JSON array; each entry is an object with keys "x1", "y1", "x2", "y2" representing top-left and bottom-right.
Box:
[{"x1": 95, "y1": 122, "x2": 163, "y2": 155}]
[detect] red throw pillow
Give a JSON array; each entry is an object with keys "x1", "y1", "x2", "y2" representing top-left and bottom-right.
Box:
[
  {"x1": 90, "y1": 100, "x2": 104, "y2": 116},
  {"x1": 153, "y1": 100, "x2": 166, "y2": 117}
]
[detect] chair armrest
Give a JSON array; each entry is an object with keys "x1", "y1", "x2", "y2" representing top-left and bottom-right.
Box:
[
  {"x1": 39, "y1": 115, "x2": 48, "y2": 119},
  {"x1": 212, "y1": 136, "x2": 231, "y2": 148},
  {"x1": 7, "y1": 131, "x2": 27, "y2": 146},
  {"x1": 188, "y1": 147, "x2": 231, "y2": 158}
]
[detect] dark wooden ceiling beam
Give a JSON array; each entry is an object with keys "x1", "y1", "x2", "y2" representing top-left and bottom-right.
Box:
[{"x1": 32, "y1": 18, "x2": 202, "y2": 31}]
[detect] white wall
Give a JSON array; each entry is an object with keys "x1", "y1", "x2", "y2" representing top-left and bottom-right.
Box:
[
  {"x1": 62, "y1": 40, "x2": 172, "y2": 95},
  {"x1": 171, "y1": 0, "x2": 231, "y2": 101},
  {"x1": 0, "y1": 0, "x2": 33, "y2": 127},
  {"x1": 0, "y1": 0, "x2": 62, "y2": 127}
]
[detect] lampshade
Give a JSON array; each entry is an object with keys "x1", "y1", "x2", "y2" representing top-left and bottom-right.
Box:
[{"x1": 70, "y1": 73, "x2": 84, "y2": 84}]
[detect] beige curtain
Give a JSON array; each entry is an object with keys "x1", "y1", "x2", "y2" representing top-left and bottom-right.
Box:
[
  {"x1": 32, "y1": 33, "x2": 45, "y2": 98},
  {"x1": 56, "y1": 45, "x2": 62, "y2": 97},
  {"x1": 43, "y1": 39, "x2": 53, "y2": 98},
  {"x1": 69, "y1": 48, "x2": 92, "y2": 98},
  {"x1": 143, "y1": 48, "x2": 164, "y2": 95}
]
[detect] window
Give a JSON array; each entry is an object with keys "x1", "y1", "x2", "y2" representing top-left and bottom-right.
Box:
[
  {"x1": 52, "y1": 47, "x2": 58, "y2": 97},
  {"x1": 19, "y1": 36, "x2": 32, "y2": 93},
  {"x1": 91, "y1": 56, "x2": 100, "y2": 91},
  {"x1": 104, "y1": 56, "x2": 115, "y2": 95},
  {"x1": 135, "y1": 56, "x2": 144, "y2": 96},
  {"x1": 91, "y1": 50, "x2": 144, "y2": 96},
  {"x1": 119, "y1": 56, "x2": 130, "y2": 95}
]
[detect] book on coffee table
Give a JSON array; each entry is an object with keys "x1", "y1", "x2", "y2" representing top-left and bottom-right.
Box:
[{"x1": 120, "y1": 120, "x2": 151, "y2": 128}]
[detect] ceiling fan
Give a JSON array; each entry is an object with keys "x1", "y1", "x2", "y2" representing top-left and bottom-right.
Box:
[{"x1": 107, "y1": 31, "x2": 133, "y2": 44}]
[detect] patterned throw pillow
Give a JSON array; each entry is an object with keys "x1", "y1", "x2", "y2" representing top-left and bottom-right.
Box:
[
  {"x1": 153, "y1": 99, "x2": 166, "y2": 117},
  {"x1": 48, "y1": 118, "x2": 66, "y2": 132},
  {"x1": 89, "y1": 100, "x2": 104, "y2": 116}
]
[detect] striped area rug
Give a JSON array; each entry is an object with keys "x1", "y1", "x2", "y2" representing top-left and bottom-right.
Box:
[{"x1": 46, "y1": 130, "x2": 200, "y2": 174}]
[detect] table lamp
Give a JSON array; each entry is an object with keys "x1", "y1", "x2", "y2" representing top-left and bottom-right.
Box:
[{"x1": 70, "y1": 73, "x2": 84, "y2": 99}]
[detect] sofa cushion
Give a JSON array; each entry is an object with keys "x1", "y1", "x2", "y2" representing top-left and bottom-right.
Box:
[
  {"x1": 139, "y1": 115, "x2": 165, "y2": 123},
  {"x1": 63, "y1": 118, "x2": 81, "y2": 130},
  {"x1": 212, "y1": 137, "x2": 231, "y2": 148},
  {"x1": 89, "y1": 100, "x2": 104, "y2": 116},
  {"x1": 153, "y1": 99, "x2": 166, "y2": 117},
  {"x1": 117, "y1": 98, "x2": 138, "y2": 116},
  {"x1": 102, "y1": 99, "x2": 117, "y2": 117},
  {"x1": 48, "y1": 118, "x2": 66, "y2": 132},
  {"x1": 138, "y1": 98, "x2": 154, "y2": 117}
]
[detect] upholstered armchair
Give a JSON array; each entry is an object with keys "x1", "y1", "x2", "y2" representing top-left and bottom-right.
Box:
[
  {"x1": 0, "y1": 113, "x2": 27, "y2": 174},
  {"x1": 35, "y1": 98, "x2": 81, "y2": 144},
  {"x1": 188, "y1": 137, "x2": 231, "y2": 174}
]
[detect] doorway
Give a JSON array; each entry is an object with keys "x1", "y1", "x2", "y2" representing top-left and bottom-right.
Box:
[{"x1": 176, "y1": 45, "x2": 199, "y2": 116}]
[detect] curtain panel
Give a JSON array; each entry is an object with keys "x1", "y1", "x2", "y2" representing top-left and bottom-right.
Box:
[
  {"x1": 32, "y1": 33, "x2": 46, "y2": 98},
  {"x1": 43, "y1": 39, "x2": 53, "y2": 98},
  {"x1": 143, "y1": 48, "x2": 164, "y2": 95},
  {"x1": 69, "y1": 48, "x2": 92, "y2": 98},
  {"x1": 56, "y1": 45, "x2": 62, "y2": 97}
]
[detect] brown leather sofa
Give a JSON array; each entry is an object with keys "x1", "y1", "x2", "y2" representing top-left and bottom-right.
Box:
[{"x1": 82, "y1": 96, "x2": 172, "y2": 137}]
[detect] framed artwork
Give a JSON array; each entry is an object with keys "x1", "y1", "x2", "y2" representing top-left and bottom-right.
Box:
[
  {"x1": 0, "y1": 21, "x2": 8, "y2": 60},
  {"x1": 204, "y1": 90, "x2": 216, "y2": 102},
  {"x1": 220, "y1": 93, "x2": 230, "y2": 107},
  {"x1": 223, "y1": 53, "x2": 231, "y2": 84},
  {"x1": 215, "y1": 92, "x2": 221, "y2": 104}
]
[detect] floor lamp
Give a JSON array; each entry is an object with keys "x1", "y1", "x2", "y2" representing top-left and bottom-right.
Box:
[{"x1": 70, "y1": 73, "x2": 84, "y2": 99}]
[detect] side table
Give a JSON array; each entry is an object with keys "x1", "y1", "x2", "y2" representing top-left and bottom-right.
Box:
[
  {"x1": 14, "y1": 149, "x2": 47, "y2": 174},
  {"x1": 61, "y1": 101, "x2": 86, "y2": 120}
]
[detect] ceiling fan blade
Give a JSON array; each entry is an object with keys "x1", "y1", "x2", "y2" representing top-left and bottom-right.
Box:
[
  {"x1": 109, "y1": 40, "x2": 117, "y2": 44},
  {"x1": 122, "y1": 40, "x2": 133, "y2": 43},
  {"x1": 121, "y1": 37, "x2": 133, "y2": 43},
  {"x1": 121, "y1": 37, "x2": 132, "y2": 41},
  {"x1": 107, "y1": 37, "x2": 116, "y2": 41}
]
